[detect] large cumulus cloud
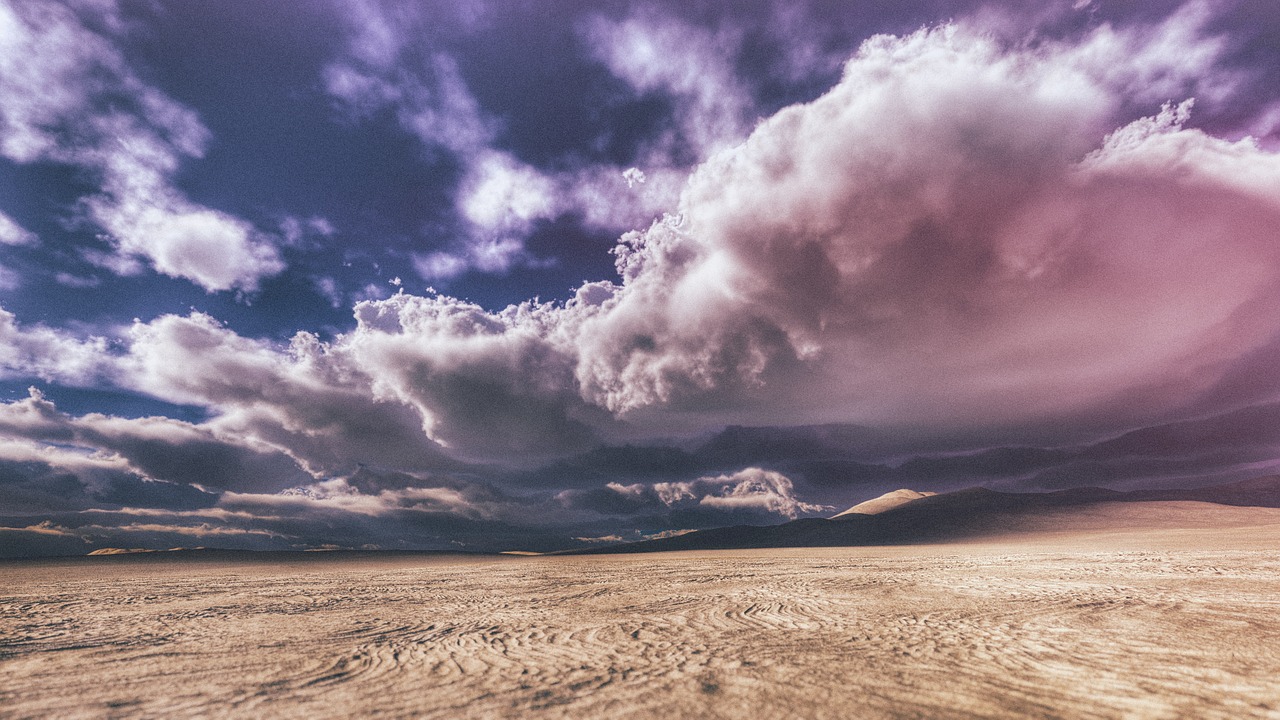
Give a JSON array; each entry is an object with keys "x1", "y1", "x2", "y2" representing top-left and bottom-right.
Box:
[
  {"x1": 572, "y1": 28, "x2": 1280, "y2": 439},
  {"x1": 564, "y1": 24, "x2": 1275, "y2": 439}
]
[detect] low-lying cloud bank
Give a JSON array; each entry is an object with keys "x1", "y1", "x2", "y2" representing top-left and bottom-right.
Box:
[{"x1": 4, "y1": 7, "x2": 1280, "y2": 554}]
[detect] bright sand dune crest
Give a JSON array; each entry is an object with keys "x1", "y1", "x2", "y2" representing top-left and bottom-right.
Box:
[{"x1": 831, "y1": 489, "x2": 937, "y2": 518}]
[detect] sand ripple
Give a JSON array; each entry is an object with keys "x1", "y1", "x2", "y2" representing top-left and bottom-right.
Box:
[{"x1": 2, "y1": 542, "x2": 1279, "y2": 719}]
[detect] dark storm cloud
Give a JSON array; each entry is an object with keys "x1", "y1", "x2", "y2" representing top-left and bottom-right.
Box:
[
  {"x1": 0, "y1": 387, "x2": 309, "y2": 492},
  {"x1": 507, "y1": 444, "x2": 705, "y2": 490},
  {"x1": 86, "y1": 475, "x2": 220, "y2": 511},
  {"x1": 710, "y1": 402, "x2": 1280, "y2": 503},
  {"x1": 0, "y1": 458, "x2": 107, "y2": 514}
]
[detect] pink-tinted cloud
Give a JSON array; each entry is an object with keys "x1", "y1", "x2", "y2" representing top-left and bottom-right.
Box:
[{"x1": 567, "y1": 22, "x2": 1280, "y2": 442}]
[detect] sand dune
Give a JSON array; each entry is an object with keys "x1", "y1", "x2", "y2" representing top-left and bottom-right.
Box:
[
  {"x1": 86, "y1": 548, "x2": 158, "y2": 556},
  {"x1": 3, "y1": 523, "x2": 1280, "y2": 719},
  {"x1": 831, "y1": 489, "x2": 936, "y2": 517}
]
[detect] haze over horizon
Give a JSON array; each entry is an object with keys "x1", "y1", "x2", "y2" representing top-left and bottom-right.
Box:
[{"x1": 3, "y1": 0, "x2": 1280, "y2": 556}]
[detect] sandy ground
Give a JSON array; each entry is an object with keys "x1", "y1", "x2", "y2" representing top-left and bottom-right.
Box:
[{"x1": 3, "y1": 518, "x2": 1280, "y2": 719}]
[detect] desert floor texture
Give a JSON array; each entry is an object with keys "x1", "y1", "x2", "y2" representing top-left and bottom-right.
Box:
[{"x1": 3, "y1": 510, "x2": 1280, "y2": 719}]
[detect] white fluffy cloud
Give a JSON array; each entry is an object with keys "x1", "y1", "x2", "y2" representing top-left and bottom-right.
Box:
[
  {"x1": 0, "y1": 309, "x2": 110, "y2": 385},
  {"x1": 0, "y1": 0, "x2": 283, "y2": 291}
]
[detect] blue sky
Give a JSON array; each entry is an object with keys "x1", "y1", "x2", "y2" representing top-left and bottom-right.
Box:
[{"x1": 2, "y1": 0, "x2": 1280, "y2": 556}]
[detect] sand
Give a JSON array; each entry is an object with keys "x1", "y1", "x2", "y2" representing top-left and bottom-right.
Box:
[
  {"x1": 831, "y1": 488, "x2": 936, "y2": 517},
  {"x1": 3, "y1": 521, "x2": 1280, "y2": 719}
]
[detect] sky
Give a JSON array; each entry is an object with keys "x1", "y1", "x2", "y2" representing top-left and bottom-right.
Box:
[{"x1": 2, "y1": 0, "x2": 1280, "y2": 556}]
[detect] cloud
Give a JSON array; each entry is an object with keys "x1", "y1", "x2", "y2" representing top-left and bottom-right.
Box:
[
  {"x1": 54, "y1": 272, "x2": 102, "y2": 289},
  {"x1": 324, "y1": 3, "x2": 549, "y2": 279},
  {"x1": 0, "y1": 440, "x2": 135, "y2": 514},
  {"x1": 452, "y1": 151, "x2": 556, "y2": 260},
  {"x1": 412, "y1": 147, "x2": 564, "y2": 280},
  {"x1": 0, "y1": 210, "x2": 35, "y2": 246},
  {"x1": 12, "y1": 518, "x2": 280, "y2": 541},
  {"x1": 0, "y1": 309, "x2": 111, "y2": 385},
  {"x1": 0, "y1": 511, "x2": 289, "y2": 558},
  {"x1": 279, "y1": 216, "x2": 337, "y2": 249},
  {"x1": 566, "y1": 20, "x2": 1280, "y2": 439},
  {"x1": 599, "y1": 467, "x2": 829, "y2": 520},
  {"x1": 342, "y1": 292, "x2": 613, "y2": 461},
  {"x1": 0, "y1": 387, "x2": 310, "y2": 493},
  {"x1": 0, "y1": 263, "x2": 18, "y2": 290},
  {"x1": 225, "y1": 467, "x2": 520, "y2": 522},
  {"x1": 665, "y1": 467, "x2": 830, "y2": 519},
  {"x1": 582, "y1": 10, "x2": 752, "y2": 161},
  {"x1": 1054, "y1": 1, "x2": 1239, "y2": 112},
  {"x1": 574, "y1": 533, "x2": 625, "y2": 544},
  {"x1": 360, "y1": 14, "x2": 1280, "y2": 451},
  {"x1": 0, "y1": 494, "x2": 587, "y2": 556},
  {"x1": 0, "y1": 0, "x2": 283, "y2": 291},
  {"x1": 324, "y1": 2, "x2": 731, "y2": 281},
  {"x1": 119, "y1": 312, "x2": 458, "y2": 476},
  {"x1": 21, "y1": 11, "x2": 1279, "y2": 468}
]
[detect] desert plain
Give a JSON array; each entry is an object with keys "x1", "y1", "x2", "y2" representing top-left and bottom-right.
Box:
[{"x1": 2, "y1": 503, "x2": 1280, "y2": 719}]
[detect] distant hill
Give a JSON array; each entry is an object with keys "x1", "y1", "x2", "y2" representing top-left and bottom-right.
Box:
[{"x1": 564, "y1": 476, "x2": 1280, "y2": 555}]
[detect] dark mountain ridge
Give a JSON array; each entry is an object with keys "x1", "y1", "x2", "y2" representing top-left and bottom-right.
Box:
[{"x1": 564, "y1": 476, "x2": 1280, "y2": 555}]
